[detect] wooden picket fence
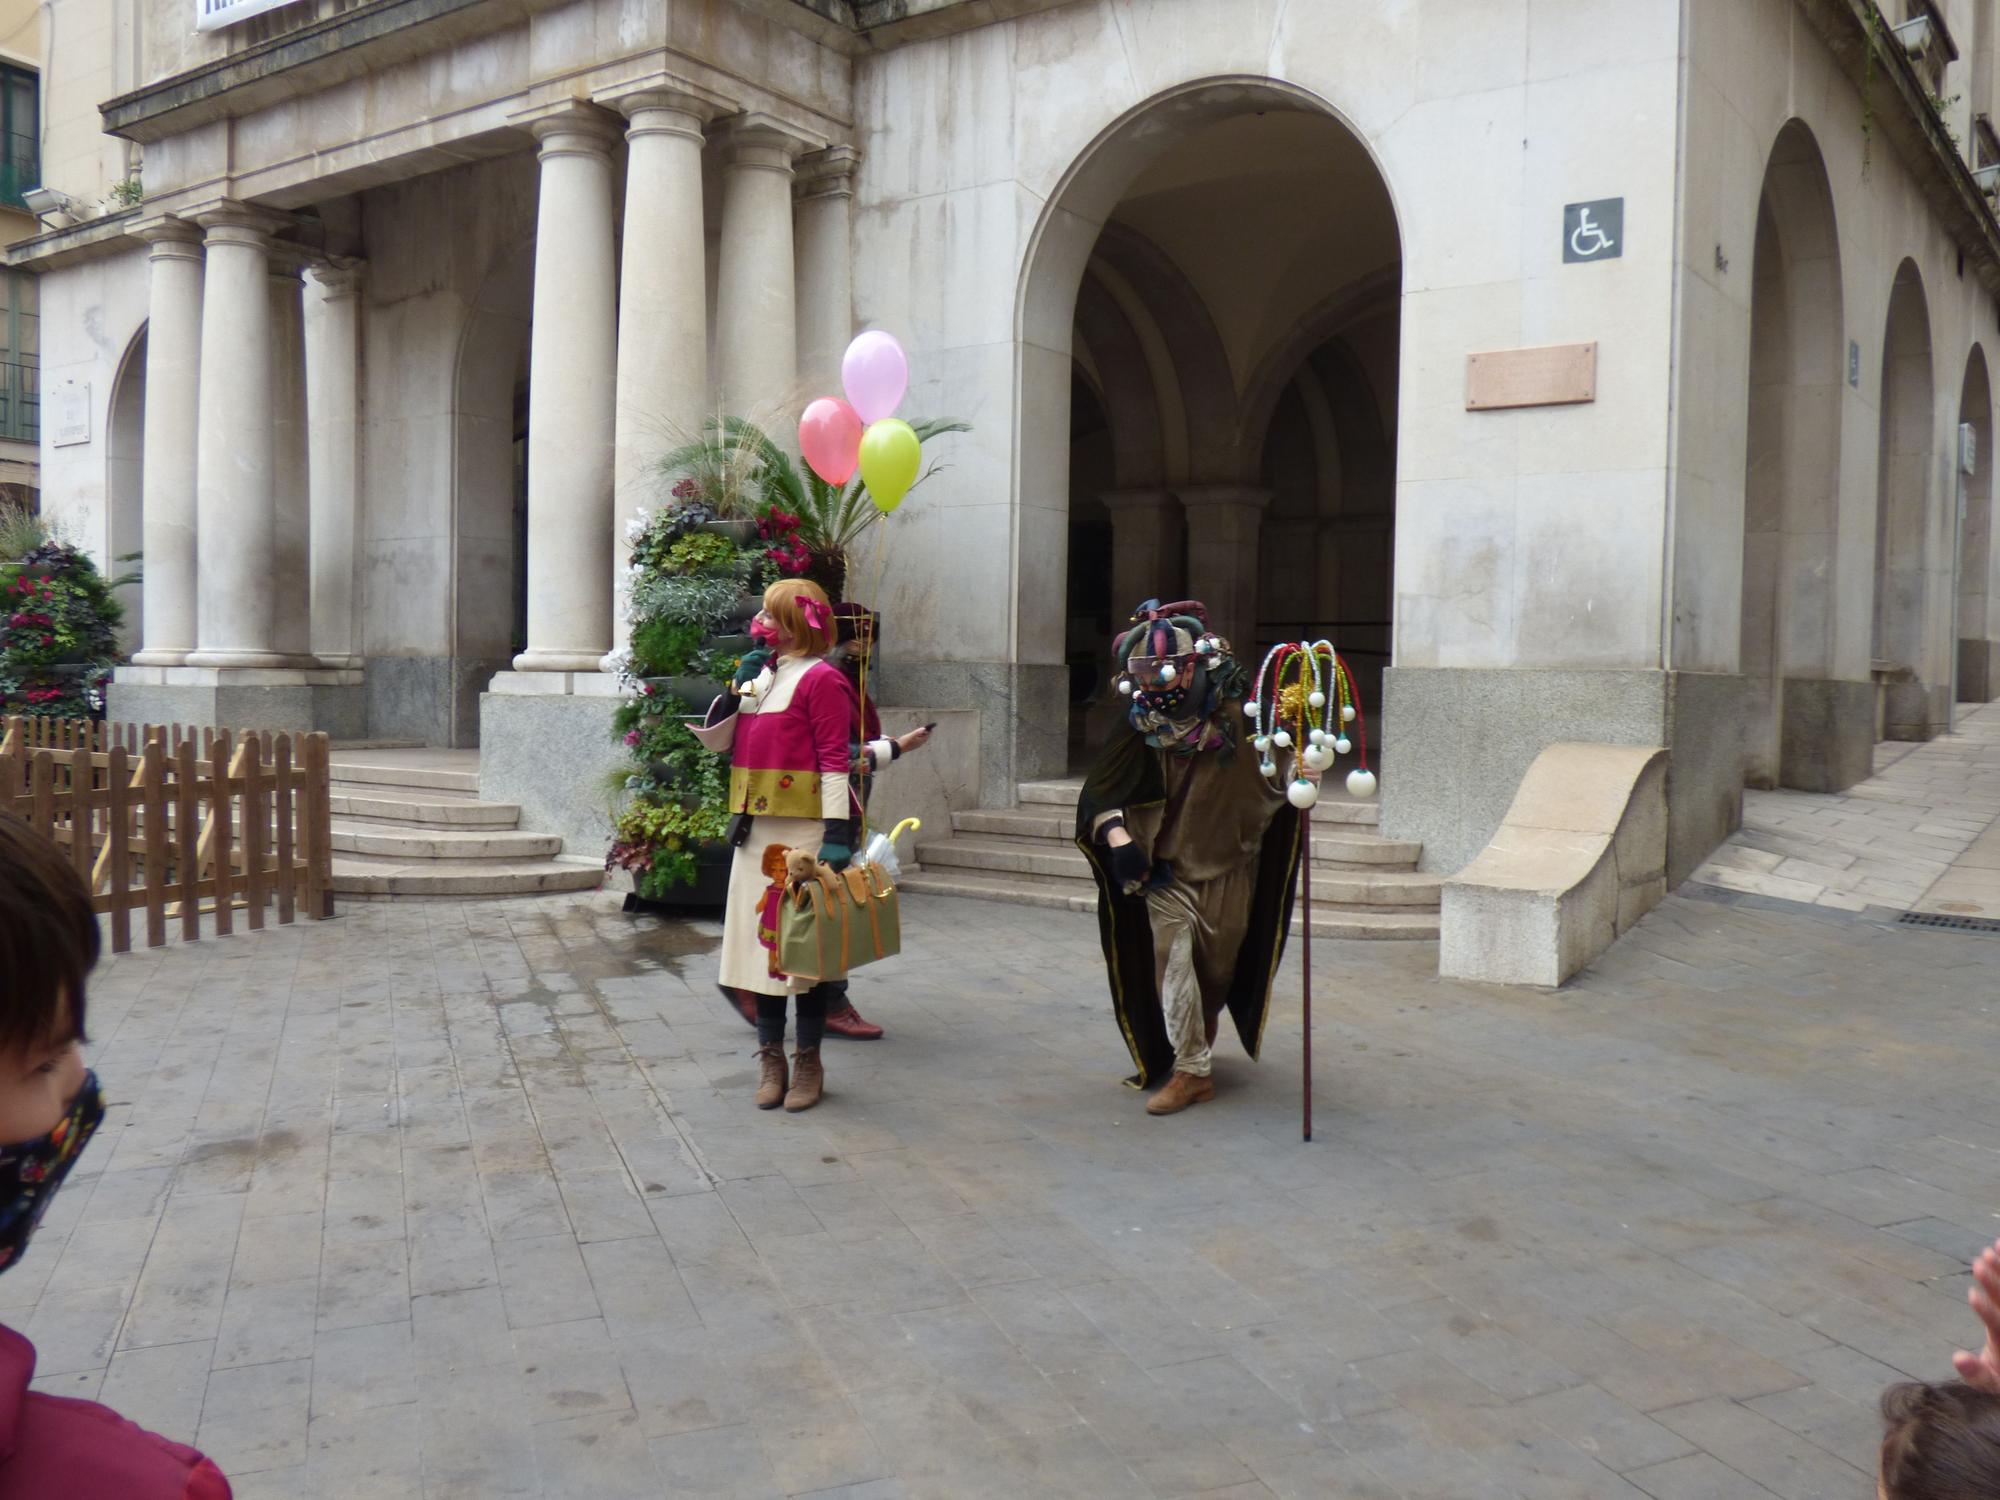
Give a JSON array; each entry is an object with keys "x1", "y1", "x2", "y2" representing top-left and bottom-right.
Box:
[{"x1": 0, "y1": 715, "x2": 334, "y2": 952}]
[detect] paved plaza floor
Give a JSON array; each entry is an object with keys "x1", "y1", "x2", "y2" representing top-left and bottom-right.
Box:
[{"x1": 17, "y1": 838, "x2": 2000, "y2": 1496}]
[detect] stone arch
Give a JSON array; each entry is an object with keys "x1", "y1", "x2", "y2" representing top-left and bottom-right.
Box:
[
  {"x1": 107, "y1": 324, "x2": 147, "y2": 650},
  {"x1": 1739, "y1": 118, "x2": 1849, "y2": 789},
  {"x1": 447, "y1": 235, "x2": 534, "y2": 746},
  {"x1": 1873, "y1": 258, "x2": 1940, "y2": 740},
  {"x1": 1014, "y1": 75, "x2": 1404, "y2": 781},
  {"x1": 1237, "y1": 267, "x2": 1402, "y2": 460},
  {"x1": 1957, "y1": 344, "x2": 1995, "y2": 702},
  {"x1": 1074, "y1": 268, "x2": 1167, "y2": 487}
]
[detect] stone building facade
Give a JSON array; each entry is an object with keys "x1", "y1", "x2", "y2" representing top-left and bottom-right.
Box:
[{"x1": 11, "y1": 0, "x2": 2000, "y2": 883}]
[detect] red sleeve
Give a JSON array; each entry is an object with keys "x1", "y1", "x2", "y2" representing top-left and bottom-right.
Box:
[
  {"x1": 801, "y1": 662, "x2": 859, "y2": 777},
  {"x1": 864, "y1": 695, "x2": 882, "y2": 743}
]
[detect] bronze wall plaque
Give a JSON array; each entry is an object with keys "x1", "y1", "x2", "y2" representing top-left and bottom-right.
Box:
[{"x1": 1465, "y1": 342, "x2": 1597, "y2": 411}]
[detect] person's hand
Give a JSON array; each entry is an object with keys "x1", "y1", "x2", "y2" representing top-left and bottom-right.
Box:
[
  {"x1": 1955, "y1": 1240, "x2": 2000, "y2": 1394},
  {"x1": 897, "y1": 726, "x2": 933, "y2": 754},
  {"x1": 819, "y1": 819, "x2": 853, "y2": 874},
  {"x1": 1104, "y1": 837, "x2": 1149, "y2": 896},
  {"x1": 733, "y1": 647, "x2": 773, "y2": 687}
]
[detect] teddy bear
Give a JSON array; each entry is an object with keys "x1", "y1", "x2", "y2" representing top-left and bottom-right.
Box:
[{"x1": 782, "y1": 846, "x2": 833, "y2": 890}]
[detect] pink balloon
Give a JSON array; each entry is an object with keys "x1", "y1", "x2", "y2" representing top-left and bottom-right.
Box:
[
  {"x1": 799, "y1": 397, "x2": 864, "y2": 485},
  {"x1": 841, "y1": 330, "x2": 909, "y2": 425}
]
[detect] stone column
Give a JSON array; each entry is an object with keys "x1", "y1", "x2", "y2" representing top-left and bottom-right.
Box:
[
  {"x1": 513, "y1": 106, "x2": 621, "y2": 674},
  {"x1": 793, "y1": 145, "x2": 858, "y2": 394},
  {"x1": 128, "y1": 218, "x2": 203, "y2": 666},
  {"x1": 612, "y1": 89, "x2": 711, "y2": 656},
  {"x1": 307, "y1": 261, "x2": 364, "y2": 669},
  {"x1": 715, "y1": 114, "x2": 806, "y2": 416},
  {"x1": 1101, "y1": 487, "x2": 1183, "y2": 625},
  {"x1": 268, "y1": 255, "x2": 311, "y2": 661},
  {"x1": 186, "y1": 204, "x2": 301, "y2": 669},
  {"x1": 1177, "y1": 484, "x2": 1272, "y2": 652}
]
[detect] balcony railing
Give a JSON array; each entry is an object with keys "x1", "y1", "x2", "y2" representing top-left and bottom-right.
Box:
[
  {"x1": 0, "y1": 132, "x2": 37, "y2": 210},
  {"x1": 0, "y1": 360, "x2": 40, "y2": 442}
]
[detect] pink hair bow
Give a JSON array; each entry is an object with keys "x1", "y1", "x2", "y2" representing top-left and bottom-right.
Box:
[{"x1": 801, "y1": 598, "x2": 831, "y2": 632}]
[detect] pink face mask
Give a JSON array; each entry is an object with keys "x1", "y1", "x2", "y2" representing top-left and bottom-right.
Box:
[{"x1": 749, "y1": 615, "x2": 780, "y2": 646}]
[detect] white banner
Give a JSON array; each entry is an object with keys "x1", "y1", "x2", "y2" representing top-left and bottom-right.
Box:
[{"x1": 195, "y1": 0, "x2": 308, "y2": 32}]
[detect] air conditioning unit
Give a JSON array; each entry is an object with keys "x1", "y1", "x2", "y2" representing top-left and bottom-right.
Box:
[
  {"x1": 21, "y1": 186, "x2": 75, "y2": 228},
  {"x1": 1894, "y1": 14, "x2": 1936, "y2": 60}
]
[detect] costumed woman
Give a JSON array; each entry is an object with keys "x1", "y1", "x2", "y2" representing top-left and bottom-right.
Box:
[
  {"x1": 701, "y1": 578, "x2": 859, "y2": 1112},
  {"x1": 1075, "y1": 600, "x2": 1307, "y2": 1115}
]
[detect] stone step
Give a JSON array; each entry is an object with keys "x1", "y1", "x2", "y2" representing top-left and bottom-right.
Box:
[
  {"x1": 328, "y1": 789, "x2": 523, "y2": 829},
  {"x1": 330, "y1": 821, "x2": 562, "y2": 860},
  {"x1": 332, "y1": 854, "x2": 601, "y2": 900},
  {"x1": 950, "y1": 807, "x2": 1418, "y2": 866},
  {"x1": 1016, "y1": 777, "x2": 1382, "y2": 826},
  {"x1": 916, "y1": 837, "x2": 1435, "y2": 901},
  {"x1": 898, "y1": 869, "x2": 1439, "y2": 941},
  {"x1": 329, "y1": 759, "x2": 482, "y2": 794}
]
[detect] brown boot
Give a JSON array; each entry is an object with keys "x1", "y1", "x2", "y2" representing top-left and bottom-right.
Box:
[
  {"x1": 1145, "y1": 1070, "x2": 1215, "y2": 1116},
  {"x1": 784, "y1": 1047, "x2": 824, "y2": 1112},
  {"x1": 755, "y1": 1044, "x2": 789, "y2": 1110}
]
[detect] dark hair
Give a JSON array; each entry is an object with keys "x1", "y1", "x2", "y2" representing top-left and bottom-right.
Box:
[
  {"x1": 0, "y1": 814, "x2": 96, "y2": 1052},
  {"x1": 1880, "y1": 1382, "x2": 2000, "y2": 1498}
]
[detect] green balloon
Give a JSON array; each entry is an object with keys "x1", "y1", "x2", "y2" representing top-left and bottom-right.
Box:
[{"x1": 859, "y1": 418, "x2": 921, "y2": 513}]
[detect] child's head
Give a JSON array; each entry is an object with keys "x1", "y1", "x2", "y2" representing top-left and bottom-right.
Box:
[
  {"x1": 0, "y1": 814, "x2": 94, "y2": 1143},
  {"x1": 1880, "y1": 1381, "x2": 2000, "y2": 1499}
]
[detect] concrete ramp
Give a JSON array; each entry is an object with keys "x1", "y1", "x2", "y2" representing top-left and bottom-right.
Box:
[{"x1": 1440, "y1": 743, "x2": 1667, "y2": 987}]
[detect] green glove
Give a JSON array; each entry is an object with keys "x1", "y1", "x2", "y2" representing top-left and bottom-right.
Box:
[
  {"x1": 819, "y1": 820, "x2": 852, "y2": 872},
  {"x1": 733, "y1": 647, "x2": 773, "y2": 686}
]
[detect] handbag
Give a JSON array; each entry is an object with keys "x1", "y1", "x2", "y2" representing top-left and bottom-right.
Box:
[{"x1": 776, "y1": 862, "x2": 902, "y2": 982}]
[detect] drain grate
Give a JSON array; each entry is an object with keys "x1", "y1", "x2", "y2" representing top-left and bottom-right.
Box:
[{"x1": 1898, "y1": 910, "x2": 2000, "y2": 934}]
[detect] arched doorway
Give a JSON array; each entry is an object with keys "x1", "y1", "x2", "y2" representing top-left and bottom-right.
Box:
[
  {"x1": 107, "y1": 328, "x2": 147, "y2": 652},
  {"x1": 1018, "y1": 81, "x2": 1403, "y2": 773},
  {"x1": 1874, "y1": 260, "x2": 1939, "y2": 740},
  {"x1": 1739, "y1": 121, "x2": 1845, "y2": 788},
  {"x1": 1957, "y1": 346, "x2": 1995, "y2": 704},
  {"x1": 449, "y1": 238, "x2": 534, "y2": 746}
]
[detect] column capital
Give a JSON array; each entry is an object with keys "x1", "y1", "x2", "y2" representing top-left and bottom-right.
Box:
[
  {"x1": 1099, "y1": 486, "x2": 1176, "y2": 515},
  {"x1": 1176, "y1": 483, "x2": 1274, "y2": 514},
  {"x1": 597, "y1": 74, "x2": 726, "y2": 136},
  {"x1": 185, "y1": 198, "x2": 294, "y2": 242},
  {"x1": 309, "y1": 257, "x2": 367, "y2": 299},
  {"x1": 515, "y1": 101, "x2": 623, "y2": 156},
  {"x1": 716, "y1": 111, "x2": 820, "y2": 173},
  {"x1": 126, "y1": 215, "x2": 204, "y2": 260},
  {"x1": 794, "y1": 144, "x2": 860, "y2": 202}
]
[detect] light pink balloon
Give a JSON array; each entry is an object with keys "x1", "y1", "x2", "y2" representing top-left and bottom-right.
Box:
[
  {"x1": 841, "y1": 330, "x2": 909, "y2": 425},
  {"x1": 799, "y1": 397, "x2": 864, "y2": 485}
]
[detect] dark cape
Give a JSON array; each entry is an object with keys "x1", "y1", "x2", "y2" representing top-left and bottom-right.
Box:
[{"x1": 1073, "y1": 720, "x2": 1304, "y2": 1088}]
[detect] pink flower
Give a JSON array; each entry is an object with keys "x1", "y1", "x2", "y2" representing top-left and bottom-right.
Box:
[{"x1": 624, "y1": 729, "x2": 640, "y2": 747}]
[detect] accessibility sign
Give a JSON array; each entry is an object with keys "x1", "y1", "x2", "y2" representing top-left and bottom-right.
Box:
[{"x1": 1562, "y1": 198, "x2": 1624, "y2": 264}]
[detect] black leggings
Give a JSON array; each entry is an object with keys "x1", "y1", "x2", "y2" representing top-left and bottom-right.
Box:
[{"x1": 756, "y1": 985, "x2": 830, "y2": 1049}]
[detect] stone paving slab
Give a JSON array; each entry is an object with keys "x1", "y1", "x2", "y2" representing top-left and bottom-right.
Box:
[{"x1": 23, "y1": 881, "x2": 2000, "y2": 1496}]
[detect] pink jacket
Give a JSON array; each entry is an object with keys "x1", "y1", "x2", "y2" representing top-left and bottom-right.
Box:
[
  {"x1": 0, "y1": 1323, "x2": 230, "y2": 1499},
  {"x1": 726, "y1": 655, "x2": 859, "y2": 821}
]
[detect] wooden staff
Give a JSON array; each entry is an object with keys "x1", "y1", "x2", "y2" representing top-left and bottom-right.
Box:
[{"x1": 1301, "y1": 793, "x2": 1313, "y2": 1143}]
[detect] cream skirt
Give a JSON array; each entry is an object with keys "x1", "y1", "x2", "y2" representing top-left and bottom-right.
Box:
[{"x1": 717, "y1": 814, "x2": 823, "y2": 996}]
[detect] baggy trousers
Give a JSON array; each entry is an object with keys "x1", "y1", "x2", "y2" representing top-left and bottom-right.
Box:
[{"x1": 1143, "y1": 858, "x2": 1260, "y2": 1079}]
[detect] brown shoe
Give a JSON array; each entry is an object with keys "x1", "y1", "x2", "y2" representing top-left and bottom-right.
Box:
[
  {"x1": 784, "y1": 1047, "x2": 824, "y2": 1112},
  {"x1": 1145, "y1": 1070, "x2": 1215, "y2": 1116},
  {"x1": 721, "y1": 986, "x2": 759, "y2": 1028},
  {"x1": 823, "y1": 1003, "x2": 884, "y2": 1040},
  {"x1": 755, "y1": 1044, "x2": 789, "y2": 1110}
]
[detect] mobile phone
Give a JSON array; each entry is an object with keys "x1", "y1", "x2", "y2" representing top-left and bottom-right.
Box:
[{"x1": 922, "y1": 721, "x2": 937, "y2": 732}]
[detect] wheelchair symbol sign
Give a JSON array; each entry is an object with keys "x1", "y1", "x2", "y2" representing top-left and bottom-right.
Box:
[{"x1": 1562, "y1": 198, "x2": 1624, "y2": 263}]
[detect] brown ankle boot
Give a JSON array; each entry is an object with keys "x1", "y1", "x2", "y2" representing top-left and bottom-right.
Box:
[
  {"x1": 1145, "y1": 1070, "x2": 1215, "y2": 1116},
  {"x1": 784, "y1": 1047, "x2": 824, "y2": 1112},
  {"x1": 755, "y1": 1044, "x2": 789, "y2": 1109}
]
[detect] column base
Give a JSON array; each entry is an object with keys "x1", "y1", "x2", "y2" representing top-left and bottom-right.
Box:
[
  {"x1": 1382, "y1": 666, "x2": 1748, "y2": 888},
  {"x1": 183, "y1": 649, "x2": 323, "y2": 670},
  {"x1": 1959, "y1": 637, "x2": 2000, "y2": 704},
  {"x1": 108, "y1": 663, "x2": 367, "y2": 739},
  {"x1": 870, "y1": 659, "x2": 1067, "y2": 806},
  {"x1": 1778, "y1": 677, "x2": 1874, "y2": 792},
  {"x1": 479, "y1": 682, "x2": 628, "y2": 852},
  {"x1": 129, "y1": 648, "x2": 192, "y2": 667},
  {"x1": 511, "y1": 648, "x2": 614, "y2": 675}
]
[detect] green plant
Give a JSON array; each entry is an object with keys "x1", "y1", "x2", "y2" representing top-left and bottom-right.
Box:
[
  {"x1": 108, "y1": 177, "x2": 143, "y2": 209},
  {"x1": 629, "y1": 616, "x2": 706, "y2": 677},
  {"x1": 629, "y1": 569, "x2": 741, "y2": 633},
  {"x1": 0, "y1": 499, "x2": 52, "y2": 562},
  {"x1": 663, "y1": 531, "x2": 739, "y2": 576},
  {"x1": 0, "y1": 541, "x2": 133, "y2": 720}
]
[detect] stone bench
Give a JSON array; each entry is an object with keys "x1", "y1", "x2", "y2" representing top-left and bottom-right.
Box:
[{"x1": 1438, "y1": 742, "x2": 1667, "y2": 988}]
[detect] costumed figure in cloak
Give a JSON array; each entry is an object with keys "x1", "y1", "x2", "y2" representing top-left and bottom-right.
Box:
[
  {"x1": 1075, "y1": 600, "x2": 1305, "y2": 1115},
  {"x1": 701, "y1": 579, "x2": 859, "y2": 1112}
]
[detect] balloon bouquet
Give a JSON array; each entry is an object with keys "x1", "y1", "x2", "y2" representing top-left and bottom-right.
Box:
[{"x1": 794, "y1": 330, "x2": 926, "y2": 854}]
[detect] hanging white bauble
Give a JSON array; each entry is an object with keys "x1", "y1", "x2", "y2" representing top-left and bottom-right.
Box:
[
  {"x1": 1308, "y1": 690, "x2": 1326, "y2": 709},
  {"x1": 1271, "y1": 730, "x2": 1292, "y2": 749},
  {"x1": 1245, "y1": 702, "x2": 1260, "y2": 720},
  {"x1": 1252, "y1": 735, "x2": 1271, "y2": 753},
  {"x1": 1303, "y1": 744, "x2": 1333, "y2": 772},
  {"x1": 1118, "y1": 678, "x2": 1133, "y2": 696},
  {"x1": 1334, "y1": 736, "x2": 1352, "y2": 756},
  {"x1": 1347, "y1": 768, "x2": 1378, "y2": 799},
  {"x1": 1287, "y1": 778, "x2": 1320, "y2": 809},
  {"x1": 1341, "y1": 704, "x2": 1356, "y2": 723},
  {"x1": 1259, "y1": 760, "x2": 1277, "y2": 779},
  {"x1": 1160, "y1": 663, "x2": 1177, "y2": 682}
]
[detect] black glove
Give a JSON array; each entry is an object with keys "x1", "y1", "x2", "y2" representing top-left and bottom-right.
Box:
[
  {"x1": 819, "y1": 819, "x2": 853, "y2": 872},
  {"x1": 1104, "y1": 838, "x2": 1150, "y2": 896},
  {"x1": 733, "y1": 647, "x2": 773, "y2": 686}
]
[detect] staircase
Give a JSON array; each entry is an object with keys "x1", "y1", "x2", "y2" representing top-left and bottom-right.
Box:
[
  {"x1": 329, "y1": 749, "x2": 602, "y2": 900},
  {"x1": 901, "y1": 778, "x2": 1440, "y2": 940}
]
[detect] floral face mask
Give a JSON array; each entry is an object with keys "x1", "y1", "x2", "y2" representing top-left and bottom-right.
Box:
[{"x1": 0, "y1": 1071, "x2": 104, "y2": 1275}]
